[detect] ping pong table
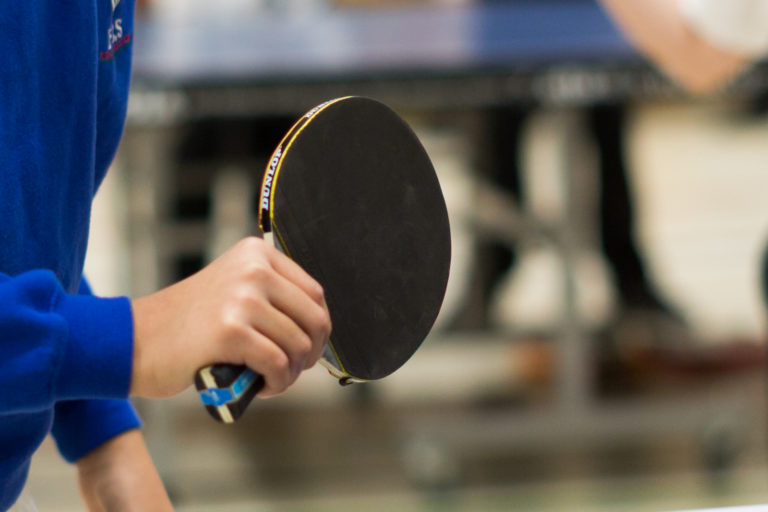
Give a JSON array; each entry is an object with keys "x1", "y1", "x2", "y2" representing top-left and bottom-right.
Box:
[
  {"x1": 129, "y1": 0, "x2": 768, "y2": 121},
  {"x1": 128, "y1": 0, "x2": 681, "y2": 120}
]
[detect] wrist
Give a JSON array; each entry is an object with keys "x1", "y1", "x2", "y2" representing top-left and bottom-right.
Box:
[
  {"x1": 76, "y1": 429, "x2": 139, "y2": 482},
  {"x1": 129, "y1": 296, "x2": 152, "y2": 397},
  {"x1": 130, "y1": 293, "x2": 174, "y2": 398},
  {"x1": 76, "y1": 430, "x2": 173, "y2": 511}
]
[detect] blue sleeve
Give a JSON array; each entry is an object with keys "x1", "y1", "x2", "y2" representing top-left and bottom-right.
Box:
[
  {"x1": 50, "y1": 276, "x2": 141, "y2": 463},
  {"x1": 52, "y1": 398, "x2": 141, "y2": 463},
  {"x1": 0, "y1": 270, "x2": 134, "y2": 413}
]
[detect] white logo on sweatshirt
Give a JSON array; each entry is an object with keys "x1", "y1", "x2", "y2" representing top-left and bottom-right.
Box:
[{"x1": 107, "y1": 19, "x2": 123, "y2": 50}]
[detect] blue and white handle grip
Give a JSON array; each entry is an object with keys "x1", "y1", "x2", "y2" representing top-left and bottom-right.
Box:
[{"x1": 195, "y1": 365, "x2": 264, "y2": 423}]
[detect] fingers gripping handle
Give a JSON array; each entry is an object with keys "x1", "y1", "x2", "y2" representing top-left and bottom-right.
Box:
[
  {"x1": 196, "y1": 229, "x2": 272, "y2": 423},
  {"x1": 195, "y1": 364, "x2": 265, "y2": 423}
]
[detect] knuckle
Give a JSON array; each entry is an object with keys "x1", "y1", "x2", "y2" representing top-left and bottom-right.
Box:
[
  {"x1": 298, "y1": 333, "x2": 320, "y2": 369},
  {"x1": 237, "y1": 237, "x2": 270, "y2": 262},
  {"x1": 232, "y1": 284, "x2": 266, "y2": 309},
  {"x1": 243, "y1": 262, "x2": 272, "y2": 283},
  {"x1": 323, "y1": 311, "x2": 332, "y2": 336},
  {"x1": 310, "y1": 282, "x2": 325, "y2": 303},
  {"x1": 312, "y1": 306, "x2": 332, "y2": 338},
  {"x1": 220, "y1": 313, "x2": 247, "y2": 341},
  {"x1": 230, "y1": 286, "x2": 251, "y2": 305},
  {"x1": 257, "y1": 348, "x2": 290, "y2": 393},
  {"x1": 265, "y1": 349, "x2": 290, "y2": 377},
  {"x1": 296, "y1": 333, "x2": 313, "y2": 360},
  {"x1": 240, "y1": 236, "x2": 264, "y2": 250}
]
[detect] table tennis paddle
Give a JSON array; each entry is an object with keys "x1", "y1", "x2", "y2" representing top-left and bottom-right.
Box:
[{"x1": 195, "y1": 96, "x2": 451, "y2": 423}]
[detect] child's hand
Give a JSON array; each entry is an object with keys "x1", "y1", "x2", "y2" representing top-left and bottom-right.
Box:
[{"x1": 130, "y1": 236, "x2": 331, "y2": 399}]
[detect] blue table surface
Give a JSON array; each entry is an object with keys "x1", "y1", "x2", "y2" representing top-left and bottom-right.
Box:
[{"x1": 132, "y1": 1, "x2": 638, "y2": 84}]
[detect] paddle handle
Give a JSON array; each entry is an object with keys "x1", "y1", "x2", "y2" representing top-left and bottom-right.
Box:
[{"x1": 195, "y1": 364, "x2": 265, "y2": 423}]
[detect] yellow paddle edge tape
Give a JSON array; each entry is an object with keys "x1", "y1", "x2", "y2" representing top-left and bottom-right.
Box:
[
  {"x1": 258, "y1": 97, "x2": 369, "y2": 385},
  {"x1": 258, "y1": 96, "x2": 353, "y2": 233}
]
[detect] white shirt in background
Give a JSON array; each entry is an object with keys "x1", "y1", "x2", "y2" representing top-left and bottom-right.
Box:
[{"x1": 679, "y1": 0, "x2": 768, "y2": 57}]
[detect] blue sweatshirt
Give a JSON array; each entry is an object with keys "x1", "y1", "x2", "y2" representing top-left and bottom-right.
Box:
[{"x1": 0, "y1": 0, "x2": 140, "y2": 508}]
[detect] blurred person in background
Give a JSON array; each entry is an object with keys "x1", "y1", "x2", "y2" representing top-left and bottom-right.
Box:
[
  {"x1": 598, "y1": 0, "x2": 768, "y2": 95},
  {"x1": 455, "y1": 0, "x2": 696, "y2": 385},
  {"x1": 595, "y1": 0, "x2": 768, "y2": 382},
  {"x1": 0, "y1": 1, "x2": 330, "y2": 510},
  {"x1": 454, "y1": 85, "x2": 677, "y2": 345},
  {"x1": 456, "y1": 0, "x2": 768, "y2": 392}
]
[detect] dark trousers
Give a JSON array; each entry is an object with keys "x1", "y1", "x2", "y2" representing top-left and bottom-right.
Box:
[{"x1": 461, "y1": 103, "x2": 668, "y2": 328}]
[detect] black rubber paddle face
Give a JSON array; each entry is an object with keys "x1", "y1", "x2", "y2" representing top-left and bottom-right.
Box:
[{"x1": 262, "y1": 97, "x2": 451, "y2": 381}]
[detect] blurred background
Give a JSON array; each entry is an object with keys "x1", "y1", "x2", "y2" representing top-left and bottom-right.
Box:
[{"x1": 24, "y1": 0, "x2": 768, "y2": 510}]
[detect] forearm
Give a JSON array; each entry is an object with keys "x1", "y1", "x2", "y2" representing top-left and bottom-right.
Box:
[
  {"x1": 598, "y1": 0, "x2": 748, "y2": 94},
  {"x1": 76, "y1": 429, "x2": 173, "y2": 512}
]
